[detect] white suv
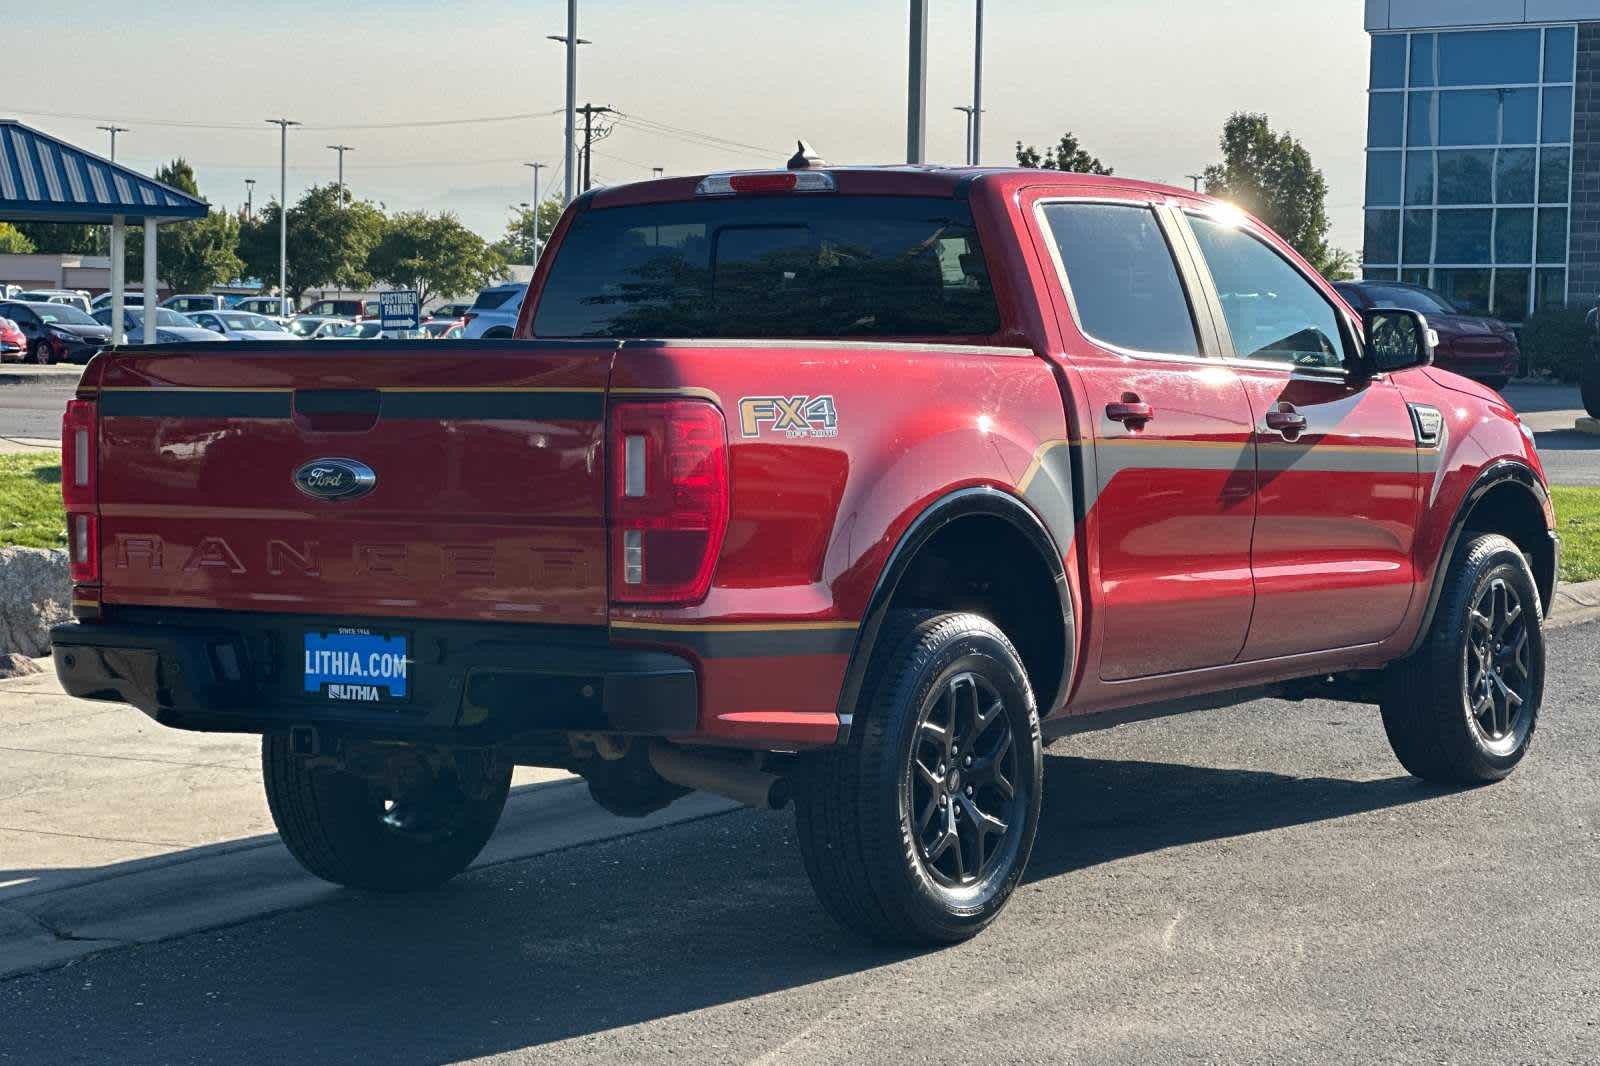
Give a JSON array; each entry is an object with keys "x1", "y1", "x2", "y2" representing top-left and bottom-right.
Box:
[{"x1": 461, "y1": 283, "x2": 526, "y2": 340}]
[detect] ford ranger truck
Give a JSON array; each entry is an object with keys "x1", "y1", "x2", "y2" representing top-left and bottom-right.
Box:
[{"x1": 52, "y1": 167, "x2": 1558, "y2": 946}]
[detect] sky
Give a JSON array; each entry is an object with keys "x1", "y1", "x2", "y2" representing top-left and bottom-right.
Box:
[{"x1": 5, "y1": 0, "x2": 1371, "y2": 253}]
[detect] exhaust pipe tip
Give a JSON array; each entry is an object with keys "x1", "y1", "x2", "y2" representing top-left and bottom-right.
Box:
[{"x1": 648, "y1": 742, "x2": 791, "y2": 810}]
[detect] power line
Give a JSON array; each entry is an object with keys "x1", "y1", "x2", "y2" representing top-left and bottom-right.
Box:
[{"x1": 9, "y1": 105, "x2": 563, "y2": 133}]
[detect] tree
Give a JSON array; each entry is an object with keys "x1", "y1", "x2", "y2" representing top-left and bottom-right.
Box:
[
  {"x1": 0, "y1": 223, "x2": 35, "y2": 254},
  {"x1": 1015, "y1": 133, "x2": 1113, "y2": 174},
  {"x1": 120, "y1": 160, "x2": 244, "y2": 293},
  {"x1": 494, "y1": 199, "x2": 564, "y2": 264},
  {"x1": 12, "y1": 222, "x2": 99, "y2": 255},
  {"x1": 238, "y1": 184, "x2": 385, "y2": 299},
  {"x1": 1201, "y1": 113, "x2": 1350, "y2": 277},
  {"x1": 368, "y1": 211, "x2": 505, "y2": 306}
]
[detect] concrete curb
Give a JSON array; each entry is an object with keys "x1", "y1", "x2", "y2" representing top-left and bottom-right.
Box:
[
  {"x1": 0, "y1": 778, "x2": 740, "y2": 981},
  {"x1": 1576, "y1": 416, "x2": 1600, "y2": 436},
  {"x1": 0, "y1": 368, "x2": 83, "y2": 387},
  {"x1": 1550, "y1": 577, "x2": 1600, "y2": 630}
]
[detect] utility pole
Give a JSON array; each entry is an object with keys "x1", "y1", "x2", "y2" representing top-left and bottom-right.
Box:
[
  {"x1": 327, "y1": 144, "x2": 354, "y2": 205},
  {"x1": 244, "y1": 178, "x2": 256, "y2": 218},
  {"x1": 547, "y1": 1, "x2": 591, "y2": 206},
  {"x1": 1186, "y1": 174, "x2": 1204, "y2": 192},
  {"x1": 266, "y1": 118, "x2": 300, "y2": 305},
  {"x1": 96, "y1": 124, "x2": 129, "y2": 163},
  {"x1": 971, "y1": 0, "x2": 985, "y2": 165},
  {"x1": 907, "y1": 0, "x2": 929, "y2": 164},
  {"x1": 575, "y1": 103, "x2": 616, "y2": 193},
  {"x1": 954, "y1": 106, "x2": 976, "y2": 165},
  {"x1": 652, "y1": 167, "x2": 664, "y2": 178},
  {"x1": 523, "y1": 162, "x2": 546, "y2": 262}
]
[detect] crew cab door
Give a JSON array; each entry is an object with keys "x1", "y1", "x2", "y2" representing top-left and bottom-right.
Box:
[
  {"x1": 1177, "y1": 209, "x2": 1422, "y2": 660},
  {"x1": 1031, "y1": 194, "x2": 1257, "y2": 681}
]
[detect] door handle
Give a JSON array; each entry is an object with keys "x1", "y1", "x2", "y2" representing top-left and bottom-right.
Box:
[
  {"x1": 1106, "y1": 401, "x2": 1155, "y2": 426},
  {"x1": 1265, "y1": 407, "x2": 1308, "y2": 436}
]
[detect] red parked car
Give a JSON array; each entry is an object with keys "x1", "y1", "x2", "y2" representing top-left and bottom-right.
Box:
[
  {"x1": 1335, "y1": 280, "x2": 1521, "y2": 390},
  {"x1": 0, "y1": 316, "x2": 25, "y2": 361},
  {"x1": 52, "y1": 167, "x2": 1556, "y2": 945}
]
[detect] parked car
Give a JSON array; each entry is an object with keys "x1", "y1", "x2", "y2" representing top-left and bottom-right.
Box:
[
  {"x1": 91, "y1": 307, "x2": 226, "y2": 345},
  {"x1": 186, "y1": 310, "x2": 294, "y2": 341},
  {"x1": 429, "y1": 301, "x2": 473, "y2": 321},
  {"x1": 420, "y1": 318, "x2": 464, "y2": 338},
  {"x1": 50, "y1": 166, "x2": 1557, "y2": 947},
  {"x1": 460, "y1": 282, "x2": 525, "y2": 339},
  {"x1": 300, "y1": 298, "x2": 379, "y2": 319},
  {"x1": 89, "y1": 292, "x2": 147, "y2": 311},
  {"x1": 234, "y1": 296, "x2": 297, "y2": 319},
  {"x1": 161, "y1": 294, "x2": 228, "y2": 315},
  {"x1": 1334, "y1": 280, "x2": 1521, "y2": 390},
  {"x1": 317, "y1": 321, "x2": 384, "y2": 340},
  {"x1": 287, "y1": 316, "x2": 348, "y2": 340},
  {"x1": 0, "y1": 300, "x2": 111, "y2": 363},
  {"x1": 15, "y1": 289, "x2": 92, "y2": 314},
  {"x1": 1583, "y1": 299, "x2": 1599, "y2": 418},
  {"x1": 0, "y1": 316, "x2": 26, "y2": 361}
]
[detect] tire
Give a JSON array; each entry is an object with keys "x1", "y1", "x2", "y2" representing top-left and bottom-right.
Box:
[
  {"x1": 1582, "y1": 348, "x2": 1600, "y2": 418},
  {"x1": 1380, "y1": 534, "x2": 1545, "y2": 785},
  {"x1": 795, "y1": 611, "x2": 1043, "y2": 945},
  {"x1": 24, "y1": 340, "x2": 45, "y2": 365},
  {"x1": 262, "y1": 736, "x2": 512, "y2": 891}
]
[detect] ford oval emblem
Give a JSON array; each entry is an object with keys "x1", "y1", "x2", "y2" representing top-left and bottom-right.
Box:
[{"x1": 293, "y1": 458, "x2": 376, "y2": 501}]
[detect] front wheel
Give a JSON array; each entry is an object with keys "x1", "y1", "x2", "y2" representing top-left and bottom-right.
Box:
[
  {"x1": 263, "y1": 737, "x2": 512, "y2": 891},
  {"x1": 1380, "y1": 534, "x2": 1545, "y2": 784},
  {"x1": 795, "y1": 611, "x2": 1043, "y2": 945}
]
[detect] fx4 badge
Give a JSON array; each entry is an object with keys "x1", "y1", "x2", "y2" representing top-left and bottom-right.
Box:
[{"x1": 738, "y1": 395, "x2": 839, "y2": 439}]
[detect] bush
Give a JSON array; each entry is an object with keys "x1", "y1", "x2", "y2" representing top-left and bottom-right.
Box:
[{"x1": 1520, "y1": 309, "x2": 1591, "y2": 383}]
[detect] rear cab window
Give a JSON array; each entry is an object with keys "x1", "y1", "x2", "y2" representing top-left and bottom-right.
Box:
[
  {"x1": 531, "y1": 195, "x2": 999, "y2": 339},
  {"x1": 1039, "y1": 201, "x2": 1201, "y2": 357}
]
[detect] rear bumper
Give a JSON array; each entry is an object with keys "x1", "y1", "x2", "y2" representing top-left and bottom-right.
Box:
[{"x1": 51, "y1": 608, "x2": 698, "y2": 745}]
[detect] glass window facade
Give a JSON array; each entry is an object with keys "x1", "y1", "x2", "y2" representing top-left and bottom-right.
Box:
[{"x1": 1365, "y1": 26, "x2": 1575, "y2": 321}]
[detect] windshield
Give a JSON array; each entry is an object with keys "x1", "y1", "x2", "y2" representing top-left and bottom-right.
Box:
[
  {"x1": 1360, "y1": 285, "x2": 1457, "y2": 315},
  {"x1": 288, "y1": 319, "x2": 323, "y2": 337},
  {"x1": 532, "y1": 195, "x2": 999, "y2": 339},
  {"x1": 221, "y1": 312, "x2": 285, "y2": 331},
  {"x1": 37, "y1": 305, "x2": 98, "y2": 326}
]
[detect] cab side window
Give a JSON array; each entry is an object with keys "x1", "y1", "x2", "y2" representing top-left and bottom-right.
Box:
[
  {"x1": 1189, "y1": 215, "x2": 1349, "y2": 372},
  {"x1": 1042, "y1": 202, "x2": 1201, "y2": 357}
]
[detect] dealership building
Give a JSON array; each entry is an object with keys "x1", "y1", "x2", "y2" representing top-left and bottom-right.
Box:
[{"x1": 1364, "y1": 1, "x2": 1599, "y2": 320}]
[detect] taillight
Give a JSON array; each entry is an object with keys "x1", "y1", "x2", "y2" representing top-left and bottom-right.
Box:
[
  {"x1": 608, "y1": 400, "x2": 729, "y2": 605},
  {"x1": 61, "y1": 398, "x2": 99, "y2": 582}
]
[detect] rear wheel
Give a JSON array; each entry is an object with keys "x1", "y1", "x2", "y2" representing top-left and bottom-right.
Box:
[
  {"x1": 1380, "y1": 534, "x2": 1544, "y2": 784},
  {"x1": 262, "y1": 736, "x2": 511, "y2": 891},
  {"x1": 1582, "y1": 348, "x2": 1600, "y2": 418},
  {"x1": 795, "y1": 611, "x2": 1042, "y2": 945},
  {"x1": 24, "y1": 340, "x2": 47, "y2": 365}
]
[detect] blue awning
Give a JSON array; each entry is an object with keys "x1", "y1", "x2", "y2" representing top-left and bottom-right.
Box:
[{"x1": 0, "y1": 119, "x2": 209, "y2": 224}]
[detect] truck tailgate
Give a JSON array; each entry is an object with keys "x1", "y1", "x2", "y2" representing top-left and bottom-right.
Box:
[{"x1": 88, "y1": 341, "x2": 616, "y2": 625}]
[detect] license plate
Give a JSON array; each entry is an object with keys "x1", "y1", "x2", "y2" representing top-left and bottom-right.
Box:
[{"x1": 303, "y1": 628, "x2": 409, "y2": 704}]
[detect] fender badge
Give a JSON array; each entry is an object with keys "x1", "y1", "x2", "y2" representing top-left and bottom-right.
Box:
[
  {"x1": 738, "y1": 395, "x2": 839, "y2": 439},
  {"x1": 293, "y1": 458, "x2": 377, "y2": 501}
]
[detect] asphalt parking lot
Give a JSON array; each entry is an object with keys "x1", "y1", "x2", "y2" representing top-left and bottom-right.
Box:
[{"x1": 0, "y1": 619, "x2": 1596, "y2": 1065}]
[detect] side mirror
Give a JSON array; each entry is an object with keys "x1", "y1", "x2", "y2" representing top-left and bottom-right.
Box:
[{"x1": 1364, "y1": 307, "x2": 1436, "y2": 373}]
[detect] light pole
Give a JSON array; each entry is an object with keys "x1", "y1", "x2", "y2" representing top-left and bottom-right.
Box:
[
  {"x1": 547, "y1": 1, "x2": 591, "y2": 206},
  {"x1": 96, "y1": 124, "x2": 129, "y2": 163},
  {"x1": 907, "y1": 0, "x2": 929, "y2": 164},
  {"x1": 954, "y1": 106, "x2": 976, "y2": 165},
  {"x1": 1187, "y1": 174, "x2": 1204, "y2": 192},
  {"x1": 652, "y1": 167, "x2": 664, "y2": 178},
  {"x1": 523, "y1": 162, "x2": 546, "y2": 262},
  {"x1": 971, "y1": 0, "x2": 985, "y2": 165},
  {"x1": 244, "y1": 178, "x2": 256, "y2": 218},
  {"x1": 327, "y1": 144, "x2": 354, "y2": 205},
  {"x1": 266, "y1": 118, "x2": 300, "y2": 306}
]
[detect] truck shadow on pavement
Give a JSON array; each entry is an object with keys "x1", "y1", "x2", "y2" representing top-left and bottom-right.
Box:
[{"x1": 0, "y1": 753, "x2": 1454, "y2": 1063}]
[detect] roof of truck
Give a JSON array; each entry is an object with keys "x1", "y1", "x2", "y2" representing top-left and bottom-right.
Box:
[{"x1": 585, "y1": 165, "x2": 1211, "y2": 211}]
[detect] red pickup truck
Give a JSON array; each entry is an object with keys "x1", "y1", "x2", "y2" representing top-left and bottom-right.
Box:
[{"x1": 52, "y1": 166, "x2": 1557, "y2": 945}]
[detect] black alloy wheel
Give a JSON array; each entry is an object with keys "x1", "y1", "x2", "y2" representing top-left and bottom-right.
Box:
[
  {"x1": 1464, "y1": 576, "x2": 1534, "y2": 756},
  {"x1": 909, "y1": 672, "x2": 1024, "y2": 889}
]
